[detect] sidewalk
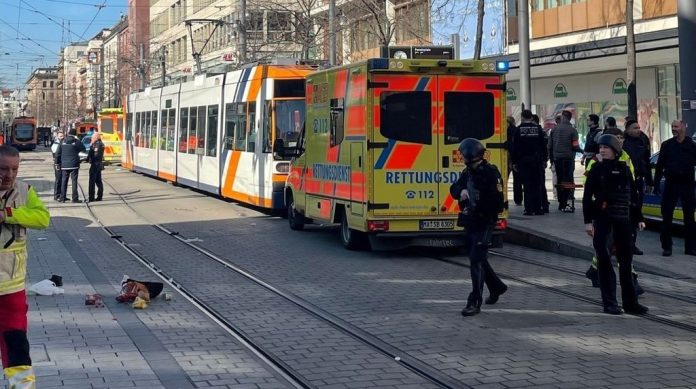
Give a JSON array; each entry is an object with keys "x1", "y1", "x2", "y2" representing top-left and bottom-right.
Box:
[
  {"x1": 19, "y1": 152, "x2": 289, "y2": 388},
  {"x1": 504, "y1": 162, "x2": 696, "y2": 279}
]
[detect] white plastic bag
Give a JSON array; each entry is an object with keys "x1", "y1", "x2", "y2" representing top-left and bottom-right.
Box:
[{"x1": 28, "y1": 279, "x2": 65, "y2": 296}]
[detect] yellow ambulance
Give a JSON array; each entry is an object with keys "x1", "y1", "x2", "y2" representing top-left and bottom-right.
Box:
[{"x1": 277, "y1": 58, "x2": 509, "y2": 249}]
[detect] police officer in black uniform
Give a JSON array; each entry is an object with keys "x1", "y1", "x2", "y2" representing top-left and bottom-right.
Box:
[
  {"x1": 512, "y1": 109, "x2": 548, "y2": 215},
  {"x1": 653, "y1": 120, "x2": 696, "y2": 256},
  {"x1": 583, "y1": 134, "x2": 648, "y2": 315},
  {"x1": 87, "y1": 132, "x2": 105, "y2": 202},
  {"x1": 450, "y1": 138, "x2": 507, "y2": 317}
]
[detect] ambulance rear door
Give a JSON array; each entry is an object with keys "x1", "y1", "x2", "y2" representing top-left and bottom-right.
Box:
[
  {"x1": 370, "y1": 74, "x2": 440, "y2": 218},
  {"x1": 436, "y1": 75, "x2": 503, "y2": 217}
]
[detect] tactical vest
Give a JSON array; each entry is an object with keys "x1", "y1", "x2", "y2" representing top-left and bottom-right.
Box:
[
  {"x1": 598, "y1": 162, "x2": 632, "y2": 222},
  {"x1": 0, "y1": 181, "x2": 30, "y2": 295}
]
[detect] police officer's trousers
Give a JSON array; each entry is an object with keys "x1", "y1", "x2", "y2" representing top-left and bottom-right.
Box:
[
  {"x1": 465, "y1": 224, "x2": 506, "y2": 307},
  {"x1": 519, "y1": 162, "x2": 544, "y2": 213},
  {"x1": 60, "y1": 168, "x2": 79, "y2": 202},
  {"x1": 660, "y1": 177, "x2": 696, "y2": 252},
  {"x1": 53, "y1": 165, "x2": 61, "y2": 199},
  {"x1": 88, "y1": 163, "x2": 103, "y2": 201},
  {"x1": 592, "y1": 219, "x2": 637, "y2": 308}
]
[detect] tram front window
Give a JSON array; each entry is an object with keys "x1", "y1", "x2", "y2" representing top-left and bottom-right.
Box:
[
  {"x1": 274, "y1": 100, "x2": 305, "y2": 154},
  {"x1": 15, "y1": 124, "x2": 34, "y2": 141}
]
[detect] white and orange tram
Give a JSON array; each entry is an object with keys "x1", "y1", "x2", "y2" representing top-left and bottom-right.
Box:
[{"x1": 124, "y1": 64, "x2": 314, "y2": 210}]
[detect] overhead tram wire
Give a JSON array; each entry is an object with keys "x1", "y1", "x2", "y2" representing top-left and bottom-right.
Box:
[
  {"x1": 78, "y1": 0, "x2": 106, "y2": 40},
  {"x1": 19, "y1": 0, "x2": 82, "y2": 40},
  {"x1": 0, "y1": 17, "x2": 59, "y2": 56}
]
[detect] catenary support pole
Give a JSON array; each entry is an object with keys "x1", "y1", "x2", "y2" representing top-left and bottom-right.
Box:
[
  {"x1": 518, "y1": 0, "x2": 531, "y2": 110},
  {"x1": 678, "y1": 0, "x2": 696, "y2": 135}
]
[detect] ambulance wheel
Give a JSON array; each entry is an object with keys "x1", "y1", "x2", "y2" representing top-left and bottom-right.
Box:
[
  {"x1": 340, "y1": 212, "x2": 368, "y2": 250},
  {"x1": 288, "y1": 197, "x2": 305, "y2": 231}
]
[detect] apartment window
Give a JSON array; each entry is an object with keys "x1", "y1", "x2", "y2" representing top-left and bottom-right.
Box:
[
  {"x1": 268, "y1": 12, "x2": 292, "y2": 41},
  {"x1": 247, "y1": 11, "x2": 264, "y2": 41},
  {"x1": 50, "y1": 81, "x2": 54, "y2": 88},
  {"x1": 42, "y1": 81, "x2": 47, "y2": 88}
]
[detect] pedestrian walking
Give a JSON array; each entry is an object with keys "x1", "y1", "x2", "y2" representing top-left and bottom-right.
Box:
[
  {"x1": 622, "y1": 119, "x2": 653, "y2": 255},
  {"x1": 55, "y1": 129, "x2": 86, "y2": 203},
  {"x1": 0, "y1": 145, "x2": 50, "y2": 388},
  {"x1": 506, "y1": 116, "x2": 523, "y2": 206},
  {"x1": 50, "y1": 130, "x2": 64, "y2": 200},
  {"x1": 654, "y1": 120, "x2": 696, "y2": 256},
  {"x1": 512, "y1": 110, "x2": 548, "y2": 215},
  {"x1": 549, "y1": 110, "x2": 582, "y2": 212},
  {"x1": 583, "y1": 135, "x2": 648, "y2": 315},
  {"x1": 87, "y1": 132, "x2": 104, "y2": 202},
  {"x1": 450, "y1": 138, "x2": 507, "y2": 317}
]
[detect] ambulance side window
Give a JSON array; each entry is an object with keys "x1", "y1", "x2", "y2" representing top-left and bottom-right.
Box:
[
  {"x1": 380, "y1": 91, "x2": 432, "y2": 145},
  {"x1": 444, "y1": 92, "x2": 494, "y2": 143},
  {"x1": 330, "y1": 98, "x2": 344, "y2": 147}
]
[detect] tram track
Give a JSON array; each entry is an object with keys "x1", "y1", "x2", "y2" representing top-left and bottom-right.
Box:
[
  {"x1": 428, "y1": 253, "x2": 696, "y2": 334},
  {"x1": 78, "y1": 179, "x2": 465, "y2": 389},
  {"x1": 488, "y1": 249, "x2": 696, "y2": 305}
]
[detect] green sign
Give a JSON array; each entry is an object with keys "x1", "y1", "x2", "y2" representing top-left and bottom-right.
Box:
[
  {"x1": 506, "y1": 88, "x2": 517, "y2": 101},
  {"x1": 612, "y1": 78, "x2": 627, "y2": 94},
  {"x1": 554, "y1": 83, "x2": 568, "y2": 98}
]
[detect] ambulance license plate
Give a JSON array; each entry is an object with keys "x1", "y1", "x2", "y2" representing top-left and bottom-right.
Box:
[{"x1": 419, "y1": 220, "x2": 455, "y2": 230}]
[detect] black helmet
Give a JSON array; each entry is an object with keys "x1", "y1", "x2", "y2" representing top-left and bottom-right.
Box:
[
  {"x1": 597, "y1": 134, "x2": 622, "y2": 156},
  {"x1": 458, "y1": 138, "x2": 485, "y2": 165}
]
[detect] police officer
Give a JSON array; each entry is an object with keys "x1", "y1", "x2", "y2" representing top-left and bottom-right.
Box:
[
  {"x1": 653, "y1": 120, "x2": 696, "y2": 256},
  {"x1": 87, "y1": 132, "x2": 104, "y2": 202},
  {"x1": 512, "y1": 109, "x2": 548, "y2": 215},
  {"x1": 583, "y1": 134, "x2": 648, "y2": 315},
  {"x1": 450, "y1": 138, "x2": 507, "y2": 317}
]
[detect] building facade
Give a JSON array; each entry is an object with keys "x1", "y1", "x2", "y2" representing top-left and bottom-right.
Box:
[
  {"x1": 26, "y1": 68, "x2": 62, "y2": 127},
  {"x1": 505, "y1": 0, "x2": 679, "y2": 151},
  {"x1": 59, "y1": 42, "x2": 89, "y2": 126}
]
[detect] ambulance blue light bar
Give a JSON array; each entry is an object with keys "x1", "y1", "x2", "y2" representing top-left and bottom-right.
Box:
[{"x1": 496, "y1": 61, "x2": 510, "y2": 71}]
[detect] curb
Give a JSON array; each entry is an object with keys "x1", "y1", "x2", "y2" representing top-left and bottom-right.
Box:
[{"x1": 504, "y1": 224, "x2": 594, "y2": 261}]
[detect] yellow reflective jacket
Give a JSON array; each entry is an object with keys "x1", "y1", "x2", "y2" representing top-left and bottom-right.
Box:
[
  {"x1": 0, "y1": 181, "x2": 50, "y2": 295},
  {"x1": 583, "y1": 150, "x2": 635, "y2": 184}
]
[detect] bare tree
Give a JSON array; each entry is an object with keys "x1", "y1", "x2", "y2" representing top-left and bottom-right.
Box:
[
  {"x1": 626, "y1": 0, "x2": 637, "y2": 119},
  {"x1": 251, "y1": 0, "x2": 325, "y2": 61},
  {"x1": 474, "y1": 0, "x2": 484, "y2": 59}
]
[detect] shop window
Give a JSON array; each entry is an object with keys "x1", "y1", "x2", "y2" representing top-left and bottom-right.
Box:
[
  {"x1": 188, "y1": 107, "x2": 197, "y2": 154},
  {"x1": 196, "y1": 106, "x2": 206, "y2": 152},
  {"x1": 380, "y1": 91, "x2": 432, "y2": 145},
  {"x1": 179, "y1": 108, "x2": 189, "y2": 152}
]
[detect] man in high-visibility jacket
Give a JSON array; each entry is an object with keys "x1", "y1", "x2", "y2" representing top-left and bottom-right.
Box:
[
  {"x1": 583, "y1": 128, "x2": 643, "y2": 295},
  {"x1": 0, "y1": 145, "x2": 50, "y2": 389}
]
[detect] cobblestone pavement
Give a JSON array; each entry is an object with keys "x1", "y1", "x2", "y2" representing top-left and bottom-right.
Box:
[{"x1": 15, "y1": 150, "x2": 696, "y2": 388}]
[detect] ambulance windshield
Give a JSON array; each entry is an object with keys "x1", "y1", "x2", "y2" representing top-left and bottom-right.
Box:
[{"x1": 275, "y1": 99, "x2": 305, "y2": 148}]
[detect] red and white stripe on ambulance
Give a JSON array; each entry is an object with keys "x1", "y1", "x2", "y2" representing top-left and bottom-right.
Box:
[{"x1": 370, "y1": 74, "x2": 503, "y2": 217}]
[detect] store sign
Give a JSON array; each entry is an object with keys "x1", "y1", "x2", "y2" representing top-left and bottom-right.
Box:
[
  {"x1": 182, "y1": 67, "x2": 193, "y2": 74},
  {"x1": 554, "y1": 83, "x2": 568, "y2": 98},
  {"x1": 222, "y1": 53, "x2": 235, "y2": 62},
  {"x1": 612, "y1": 78, "x2": 627, "y2": 94},
  {"x1": 506, "y1": 88, "x2": 517, "y2": 101}
]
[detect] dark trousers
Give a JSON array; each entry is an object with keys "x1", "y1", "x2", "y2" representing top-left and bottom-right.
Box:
[
  {"x1": 540, "y1": 166, "x2": 549, "y2": 212},
  {"x1": 520, "y1": 162, "x2": 544, "y2": 213},
  {"x1": 88, "y1": 163, "x2": 103, "y2": 201},
  {"x1": 465, "y1": 224, "x2": 506, "y2": 307},
  {"x1": 53, "y1": 166, "x2": 62, "y2": 199},
  {"x1": 507, "y1": 165, "x2": 523, "y2": 205},
  {"x1": 660, "y1": 177, "x2": 696, "y2": 251},
  {"x1": 593, "y1": 219, "x2": 638, "y2": 308},
  {"x1": 553, "y1": 158, "x2": 575, "y2": 209},
  {"x1": 60, "y1": 169, "x2": 79, "y2": 201}
]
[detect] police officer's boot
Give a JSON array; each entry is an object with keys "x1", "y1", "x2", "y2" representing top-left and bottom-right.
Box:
[{"x1": 461, "y1": 303, "x2": 481, "y2": 317}]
